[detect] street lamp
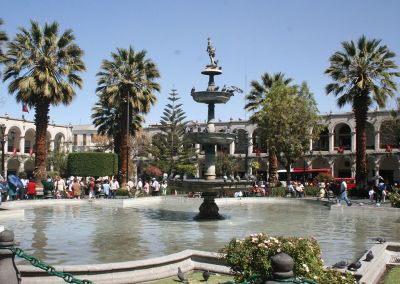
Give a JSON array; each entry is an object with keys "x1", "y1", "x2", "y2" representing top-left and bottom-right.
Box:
[
  {"x1": 126, "y1": 92, "x2": 130, "y2": 184},
  {"x1": 0, "y1": 124, "x2": 6, "y2": 178}
]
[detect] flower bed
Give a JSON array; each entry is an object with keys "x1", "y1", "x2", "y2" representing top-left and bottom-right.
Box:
[{"x1": 220, "y1": 233, "x2": 356, "y2": 283}]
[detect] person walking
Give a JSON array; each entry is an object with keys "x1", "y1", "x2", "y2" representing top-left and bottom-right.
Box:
[
  {"x1": 135, "y1": 179, "x2": 143, "y2": 197},
  {"x1": 71, "y1": 178, "x2": 82, "y2": 199},
  {"x1": 143, "y1": 180, "x2": 150, "y2": 196},
  {"x1": 27, "y1": 178, "x2": 36, "y2": 200},
  {"x1": 102, "y1": 180, "x2": 110, "y2": 198},
  {"x1": 88, "y1": 178, "x2": 95, "y2": 199},
  {"x1": 110, "y1": 178, "x2": 120, "y2": 199},
  {"x1": 161, "y1": 180, "x2": 168, "y2": 196},
  {"x1": 127, "y1": 178, "x2": 135, "y2": 198},
  {"x1": 152, "y1": 178, "x2": 160, "y2": 196},
  {"x1": 54, "y1": 176, "x2": 66, "y2": 199},
  {"x1": 339, "y1": 179, "x2": 352, "y2": 206}
]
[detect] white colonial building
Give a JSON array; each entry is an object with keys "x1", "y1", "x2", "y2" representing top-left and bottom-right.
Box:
[
  {"x1": 0, "y1": 115, "x2": 73, "y2": 176},
  {"x1": 1, "y1": 109, "x2": 399, "y2": 183}
]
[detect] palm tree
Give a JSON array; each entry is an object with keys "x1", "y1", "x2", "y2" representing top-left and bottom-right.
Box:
[
  {"x1": 0, "y1": 18, "x2": 7, "y2": 62},
  {"x1": 96, "y1": 47, "x2": 160, "y2": 187},
  {"x1": 245, "y1": 73, "x2": 293, "y2": 184},
  {"x1": 92, "y1": 96, "x2": 144, "y2": 158},
  {"x1": 3, "y1": 21, "x2": 85, "y2": 184},
  {"x1": 326, "y1": 35, "x2": 400, "y2": 187}
]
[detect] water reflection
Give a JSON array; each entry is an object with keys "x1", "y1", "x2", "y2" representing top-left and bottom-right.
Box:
[{"x1": 1, "y1": 199, "x2": 399, "y2": 266}]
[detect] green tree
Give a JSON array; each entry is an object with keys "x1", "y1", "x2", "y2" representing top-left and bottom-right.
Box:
[
  {"x1": 0, "y1": 18, "x2": 7, "y2": 63},
  {"x1": 325, "y1": 36, "x2": 400, "y2": 187},
  {"x1": 246, "y1": 73, "x2": 293, "y2": 184},
  {"x1": 96, "y1": 46, "x2": 160, "y2": 187},
  {"x1": 3, "y1": 21, "x2": 85, "y2": 184},
  {"x1": 92, "y1": 95, "x2": 144, "y2": 156},
  {"x1": 258, "y1": 82, "x2": 321, "y2": 184},
  {"x1": 147, "y1": 89, "x2": 195, "y2": 175}
]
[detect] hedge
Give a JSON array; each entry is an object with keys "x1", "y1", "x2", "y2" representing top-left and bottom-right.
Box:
[
  {"x1": 269, "y1": 187, "x2": 320, "y2": 197},
  {"x1": 67, "y1": 152, "x2": 118, "y2": 177}
]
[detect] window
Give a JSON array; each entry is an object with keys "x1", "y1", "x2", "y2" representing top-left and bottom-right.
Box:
[
  {"x1": 73, "y1": 134, "x2": 77, "y2": 146},
  {"x1": 83, "y1": 134, "x2": 87, "y2": 146}
]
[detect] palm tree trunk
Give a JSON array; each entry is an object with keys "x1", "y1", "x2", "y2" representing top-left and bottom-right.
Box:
[
  {"x1": 268, "y1": 149, "x2": 278, "y2": 185},
  {"x1": 354, "y1": 96, "x2": 368, "y2": 188},
  {"x1": 34, "y1": 101, "x2": 50, "y2": 186},
  {"x1": 119, "y1": 100, "x2": 129, "y2": 189}
]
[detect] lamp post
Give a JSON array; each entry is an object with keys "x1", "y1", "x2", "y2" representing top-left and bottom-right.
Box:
[
  {"x1": 0, "y1": 124, "x2": 6, "y2": 178},
  {"x1": 126, "y1": 92, "x2": 130, "y2": 185}
]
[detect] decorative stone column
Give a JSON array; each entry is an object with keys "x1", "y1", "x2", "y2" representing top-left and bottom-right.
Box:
[
  {"x1": 375, "y1": 130, "x2": 380, "y2": 151},
  {"x1": 328, "y1": 158, "x2": 335, "y2": 177},
  {"x1": 329, "y1": 132, "x2": 334, "y2": 153},
  {"x1": 229, "y1": 141, "x2": 235, "y2": 154},
  {"x1": 19, "y1": 136, "x2": 25, "y2": 154},
  {"x1": 204, "y1": 144, "x2": 216, "y2": 180},
  {"x1": 247, "y1": 134, "x2": 253, "y2": 155},
  {"x1": 49, "y1": 139, "x2": 55, "y2": 152},
  {"x1": 0, "y1": 229, "x2": 20, "y2": 284},
  {"x1": 351, "y1": 131, "x2": 356, "y2": 152},
  {"x1": 351, "y1": 157, "x2": 356, "y2": 178}
]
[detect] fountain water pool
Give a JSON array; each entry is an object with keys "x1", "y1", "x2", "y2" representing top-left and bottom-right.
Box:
[{"x1": 1, "y1": 198, "x2": 399, "y2": 267}]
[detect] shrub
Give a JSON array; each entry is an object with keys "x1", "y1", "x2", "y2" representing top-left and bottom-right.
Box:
[
  {"x1": 67, "y1": 153, "x2": 118, "y2": 177},
  {"x1": 304, "y1": 187, "x2": 320, "y2": 197},
  {"x1": 220, "y1": 233, "x2": 356, "y2": 284},
  {"x1": 269, "y1": 187, "x2": 319, "y2": 197},
  {"x1": 116, "y1": 189, "x2": 129, "y2": 196},
  {"x1": 389, "y1": 192, "x2": 400, "y2": 208},
  {"x1": 269, "y1": 187, "x2": 286, "y2": 197},
  {"x1": 175, "y1": 164, "x2": 197, "y2": 177},
  {"x1": 145, "y1": 166, "x2": 162, "y2": 177}
]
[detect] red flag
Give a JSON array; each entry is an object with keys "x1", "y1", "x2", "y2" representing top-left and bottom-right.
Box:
[
  {"x1": 29, "y1": 148, "x2": 34, "y2": 156},
  {"x1": 22, "y1": 103, "x2": 29, "y2": 113},
  {"x1": 12, "y1": 147, "x2": 17, "y2": 156}
]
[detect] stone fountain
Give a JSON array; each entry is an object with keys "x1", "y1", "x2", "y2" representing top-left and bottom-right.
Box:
[{"x1": 169, "y1": 38, "x2": 252, "y2": 220}]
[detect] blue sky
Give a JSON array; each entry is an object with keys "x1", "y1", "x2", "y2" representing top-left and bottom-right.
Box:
[{"x1": 1, "y1": 0, "x2": 400, "y2": 126}]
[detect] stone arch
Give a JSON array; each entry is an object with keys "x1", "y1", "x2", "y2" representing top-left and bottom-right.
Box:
[
  {"x1": 54, "y1": 133, "x2": 65, "y2": 152},
  {"x1": 312, "y1": 156, "x2": 330, "y2": 169},
  {"x1": 24, "y1": 128, "x2": 36, "y2": 154},
  {"x1": 365, "y1": 122, "x2": 375, "y2": 150},
  {"x1": 7, "y1": 126, "x2": 22, "y2": 153},
  {"x1": 233, "y1": 128, "x2": 248, "y2": 154},
  {"x1": 334, "y1": 156, "x2": 352, "y2": 178},
  {"x1": 380, "y1": 120, "x2": 398, "y2": 149},
  {"x1": 7, "y1": 158, "x2": 20, "y2": 175},
  {"x1": 379, "y1": 155, "x2": 399, "y2": 183},
  {"x1": 333, "y1": 123, "x2": 352, "y2": 150},
  {"x1": 292, "y1": 157, "x2": 306, "y2": 169},
  {"x1": 251, "y1": 128, "x2": 267, "y2": 153},
  {"x1": 312, "y1": 126, "x2": 329, "y2": 151}
]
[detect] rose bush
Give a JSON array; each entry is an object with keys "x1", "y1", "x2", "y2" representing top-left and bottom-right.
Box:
[
  {"x1": 389, "y1": 191, "x2": 400, "y2": 208},
  {"x1": 220, "y1": 233, "x2": 356, "y2": 283}
]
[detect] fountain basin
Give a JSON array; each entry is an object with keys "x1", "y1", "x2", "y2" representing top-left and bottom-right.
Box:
[
  {"x1": 191, "y1": 91, "x2": 234, "y2": 104},
  {"x1": 1, "y1": 198, "x2": 399, "y2": 267},
  {"x1": 187, "y1": 132, "x2": 236, "y2": 145}
]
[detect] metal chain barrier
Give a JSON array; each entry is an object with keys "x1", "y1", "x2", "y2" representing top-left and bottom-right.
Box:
[{"x1": 0, "y1": 246, "x2": 93, "y2": 284}]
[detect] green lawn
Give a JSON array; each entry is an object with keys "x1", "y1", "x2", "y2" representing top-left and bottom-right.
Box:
[
  {"x1": 149, "y1": 271, "x2": 234, "y2": 284},
  {"x1": 384, "y1": 267, "x2": 400, "y2": 284}
]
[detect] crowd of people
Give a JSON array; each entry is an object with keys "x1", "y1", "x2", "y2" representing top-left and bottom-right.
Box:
[
  {"x1": 0, "y1": 173, "x2": 172, "y2": 203},
  {"x1": 0, "y1": 172, "x2": 396, "y2": 206}
]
